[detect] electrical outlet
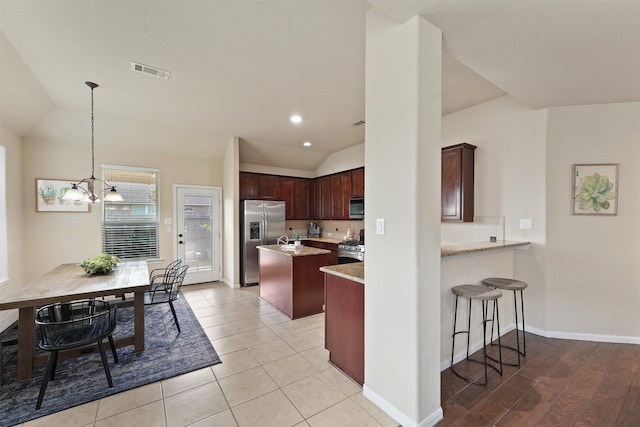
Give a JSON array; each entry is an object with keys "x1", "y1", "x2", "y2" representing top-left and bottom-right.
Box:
[
  {"x1": 519, "y1": 218, "x2": 533, "y2": 229},
  {"x1": 327, "y1": 232, "x2": 332, "y2": 237}
]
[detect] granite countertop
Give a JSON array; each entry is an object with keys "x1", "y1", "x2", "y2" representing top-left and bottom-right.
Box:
[
  {"x1": 302, "y1": 237, "x2": 344, "y2": 244},
  {"x1": 257, "y1": 244, "x2": 331, "y2": 257},
  {"x1": 441, "y1": 240, "x2": 530, "y2": 257},
  {"x1": 320, "y1": 263, "x2": 364, "y2": 284}
]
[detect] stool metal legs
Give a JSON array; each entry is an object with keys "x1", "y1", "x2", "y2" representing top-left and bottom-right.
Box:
[
  {"x1": 490, "y1": 289, "x2": 526, "y2": 366},
  {"x1": 451, "y1": 295, "x2": 503, "y2": 386}
]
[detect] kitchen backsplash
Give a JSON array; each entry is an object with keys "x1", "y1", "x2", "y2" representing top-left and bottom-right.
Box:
[
  {"x1": 285, "y1": 219, "x2": 365, "y2": 241},
  {"x1": 441, "y1": 216, "x2": 505, "y2": 244}
]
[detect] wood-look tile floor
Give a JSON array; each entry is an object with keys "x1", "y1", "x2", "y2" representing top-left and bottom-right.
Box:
[{"x1": 439, "y1": 331, "x2": 640, "y2": 426}]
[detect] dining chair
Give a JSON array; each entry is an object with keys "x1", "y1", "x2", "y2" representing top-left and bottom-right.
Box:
[
  {"x1": 34, "y1": 300, "x2": 118, "y2": 409},
  {"x1": 149, "y1": 259, "x2": 182, "y2": 284},
  {"x1": 144, "y1": 264, "x2": 189, "y2": 333}
]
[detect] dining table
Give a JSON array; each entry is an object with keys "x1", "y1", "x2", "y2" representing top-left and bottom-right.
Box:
[{"x1": 0, "y1": 260, "x2": 150, "y2": 380}]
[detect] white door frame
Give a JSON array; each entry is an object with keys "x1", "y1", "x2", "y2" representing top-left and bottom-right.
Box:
[{"x1": 173, "y1": 184, "x2": 222, "y2": 284}]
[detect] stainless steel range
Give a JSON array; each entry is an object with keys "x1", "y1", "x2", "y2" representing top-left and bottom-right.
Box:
[{"x1": 337, "y1": 240, "x2": 364, "y2": 263}]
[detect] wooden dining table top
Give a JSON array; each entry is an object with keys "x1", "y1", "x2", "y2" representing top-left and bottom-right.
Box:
[{"x1": 0, "y1": 260, "x2": 150, "y2": 310}]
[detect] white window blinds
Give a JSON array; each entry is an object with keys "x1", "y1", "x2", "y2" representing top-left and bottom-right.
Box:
[{"x1": 101, "y1": 165, "x2": 159, "y2": 260}]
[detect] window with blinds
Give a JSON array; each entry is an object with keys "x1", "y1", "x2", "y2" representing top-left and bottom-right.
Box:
[{"x1": 102, "y1": 166, "x2": 159, "y2": 260}]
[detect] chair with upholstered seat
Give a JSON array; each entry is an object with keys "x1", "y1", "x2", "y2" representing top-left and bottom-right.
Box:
[
  {"x1": 144, "y1": 264, "x2": 189, "y2": 333},
  {"x1": 35, "y1": 299, "x2": 118, "y2": 409}
]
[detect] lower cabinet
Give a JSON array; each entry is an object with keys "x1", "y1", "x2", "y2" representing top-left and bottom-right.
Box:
[
  {"x1": 303, "y1": 240, "x2": 338, "y2": 264},
  {"x1": 324, "y1": 274, "x2": 364, "y2": 385}
]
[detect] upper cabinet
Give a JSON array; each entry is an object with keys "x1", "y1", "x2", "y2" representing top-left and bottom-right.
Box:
[
  {"x1": 240, "y1": 167, "x2": 364, "y2": 221},
  {"x1": 239, "y1": 172, "x2": 259, "y2": 199},
  {"x1": 259, "y1": 174, "x2": 279, "y2": 199},
  {"x1": 441, "y1": 143, "x2": 476, "y2": 222},
  {"x1": 351, "y1": 168, "x2": 364, "y2": 198}
]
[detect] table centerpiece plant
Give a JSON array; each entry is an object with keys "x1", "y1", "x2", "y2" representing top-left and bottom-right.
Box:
[{"x1": 79, "y1": 253, "x2": 120, "y2": 275}]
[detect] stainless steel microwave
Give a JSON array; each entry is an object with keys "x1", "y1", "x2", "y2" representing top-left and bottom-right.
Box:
[{"x1": 349, "y1": 198, "x2": 364, "y2": 219}]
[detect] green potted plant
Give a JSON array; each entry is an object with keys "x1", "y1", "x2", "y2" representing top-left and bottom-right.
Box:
[
  {"x1": 292, "y1": 231, "x2": 302, "y2": 247},
  {"x1": 79, "y1": 253, "x2": 120, "y2": 275}
]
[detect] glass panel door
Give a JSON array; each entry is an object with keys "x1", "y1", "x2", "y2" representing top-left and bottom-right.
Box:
[{"x1": 175, "y1": 186, "x2": 221, "y2": 284}]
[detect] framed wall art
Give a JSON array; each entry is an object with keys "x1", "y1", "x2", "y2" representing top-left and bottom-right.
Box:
[
  {"x1": 36, "y1": 178, "x2": 91, "y2": 213},
  {"x1": 571, "y1": 163, "x2": 619, "y2": 216}
]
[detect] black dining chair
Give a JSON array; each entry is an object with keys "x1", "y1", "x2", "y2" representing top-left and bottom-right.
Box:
[
  {"x1": 144, "y1": 264, "x2": 189, "y2": 333},
  {"x1": 34, "y1": 300, "x2": 118, "y2": 409},
  {"x1": 149, "y1": 259, "x2": 182, "y2": 284}
]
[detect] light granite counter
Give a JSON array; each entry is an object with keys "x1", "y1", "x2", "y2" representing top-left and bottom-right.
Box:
[
  {"x1": 257, "y1": 244, "x2": 331, "y2": 257},
  {"x1": 320, "y1": 263, "x2": 364, "y2": 284},
  {"x1": 302, "y1": 237, "x2": 344, "y2": 245},
  {"x1": 441, "y1": 240, "x2": 530, "y2": 257}
]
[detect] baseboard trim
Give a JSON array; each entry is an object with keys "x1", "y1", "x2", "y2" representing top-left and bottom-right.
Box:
[
  {"x1": 442, "y1": 324, "x2": 640, "y2": 371},
  {"x1": 362, "y1": 385, "x2": 443, "y2": 427},
  {"x1": 221, "y1": 278, "x2": 240, "y2": 289},
  {"x1": 526, "y1": 326, "x2": 640, "y2": 345}
]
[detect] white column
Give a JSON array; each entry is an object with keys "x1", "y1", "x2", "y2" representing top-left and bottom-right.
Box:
[{"x1": 363, "y1": 8, "x2": 443, "y2": 427}]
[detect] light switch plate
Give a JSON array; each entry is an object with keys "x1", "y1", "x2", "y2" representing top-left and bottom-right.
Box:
[
  {"x1": 376, "y1": 218, "x2": 385, "y2": 235},
  {"x1": 519, "y1": 218, "x2": 533, "y2": 229}
]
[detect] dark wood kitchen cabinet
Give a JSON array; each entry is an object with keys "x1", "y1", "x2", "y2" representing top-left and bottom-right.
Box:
[
  {"x1": 324, "y1": 271, "x2": 364, "y2": 385},
  {"x1": 281, "y1": 177, "x2": 311, "y2": 220},
  {"x1": 239, "y1": 172, "x2": 259, "y2": 199},
  {"x1": 441, "y1": 143, "x2": 476, "y2": 222},
  {"x1": 351, "y1": 167, "x2": 364, "y2": 198},
  {"x1": 259, "y1": 174, "x2": 279, "y2": 199},
  {"x1": 239, "y1": 172, "x2": 279, "y2": 200},
  {"x1": 318, "y1": 177, "x2": 332, "y2": 220},
  {"x1": 330, "y1": 175, "x2": 342, "y2": 219},
  {"x1": 241, "y1": 167, "x2": 364, "y2": 220}
]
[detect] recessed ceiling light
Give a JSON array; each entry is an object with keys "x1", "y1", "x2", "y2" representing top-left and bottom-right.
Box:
[
  {"x1": 303, "y1": 141, "x2": 312, "y2": 147},
  {"x1": 290, "y1": 115, "x2": 302, "y2": 124}
]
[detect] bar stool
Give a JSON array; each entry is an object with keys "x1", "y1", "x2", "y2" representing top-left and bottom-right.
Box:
[
  {"x1": 450, "y1": 285, "x2": 504, "y2": 386},
  {"x1": 483, "y1": 277, "x2": 528, "y2": 366}
]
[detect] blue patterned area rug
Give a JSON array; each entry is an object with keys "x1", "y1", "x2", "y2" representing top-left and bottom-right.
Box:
[{"x1": 0, "y1": 293, "x2": 221, "y2": 426}]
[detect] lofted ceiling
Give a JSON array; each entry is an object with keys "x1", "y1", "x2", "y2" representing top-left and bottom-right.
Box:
[{"x1": 0, "y1": 1, "x2": 638, "y2": 172}]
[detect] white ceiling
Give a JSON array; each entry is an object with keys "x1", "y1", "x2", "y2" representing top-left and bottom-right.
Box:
[{"x1": 1, "y1": 0, "x2": 638, "y2": 171}]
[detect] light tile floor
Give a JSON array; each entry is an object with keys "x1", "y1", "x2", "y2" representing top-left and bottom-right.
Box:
[{"x1": 22, "y1": 282, "x2": 399, "y2": 427}]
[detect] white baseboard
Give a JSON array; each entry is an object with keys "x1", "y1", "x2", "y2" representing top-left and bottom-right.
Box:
[
  {"x1": 362, "y1": 385, "x2": 443, "y2": 427},
  {"x1": 221, "y1": 277, "x2": 240, "y2": 289},
  {"x1": 442, "y1": 324, "x2": 640, "y2": 371},
  {"x1": 526, "y1": 325, "x2": 640, "y2": 344}
]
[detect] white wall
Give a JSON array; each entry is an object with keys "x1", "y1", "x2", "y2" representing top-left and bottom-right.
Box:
[
  {"x1": 314, "y1": 143, "x2": 364, "y2": 177},
  {"x1": 0, "y1": 125, "x2": 24, "y2": 288},
  {"x1": 545, "y1": 102, "x2": 640, "y2": 341},
  {"x1": 222, "y1": 137, "x2": 240, "y2": 288},
  {"x1": 443, "y1": 97, "x2": 640, "y2": 342},
  {"x1": 442, "y1": 95, "x2": 548, "y2": 330},
  {"x1": 20, "y1": 108, "x2": 224, "y2": 282},
  {"x1": 364, "y1": 10, "x2": 442, "y2": 426}
]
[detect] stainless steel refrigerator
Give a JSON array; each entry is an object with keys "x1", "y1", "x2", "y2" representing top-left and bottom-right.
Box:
[{"x1": 240, "y1": 200, "x2": 286, "y2": 286}]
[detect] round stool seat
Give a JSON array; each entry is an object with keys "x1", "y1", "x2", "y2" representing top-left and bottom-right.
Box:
[
  {"x1": 452, "y1": 284, "x2": 502, "y2": 300},
  {"x1": 483, "y1": 278, "x2": 528, "y2": 291}
]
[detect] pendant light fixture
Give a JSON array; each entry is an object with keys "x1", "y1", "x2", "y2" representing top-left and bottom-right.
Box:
[{"x1": 63, "y1": 82, "x2": 123, "y2": 203}]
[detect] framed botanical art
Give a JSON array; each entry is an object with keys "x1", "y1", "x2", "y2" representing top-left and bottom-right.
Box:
[
  {"x1": 571, "y1": 163, "x2": 619, "y2": 216},
  {"x1": 35, "y1": 178, "x2": 91, "y2": 213}
]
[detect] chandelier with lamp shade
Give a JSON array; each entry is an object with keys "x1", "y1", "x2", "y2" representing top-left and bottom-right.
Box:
[{"x1": 63, "y1": 82, "x2": 123, "y2": 204}]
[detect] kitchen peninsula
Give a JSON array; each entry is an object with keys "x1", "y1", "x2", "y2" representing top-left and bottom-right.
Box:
[
  {"x1": 257, "y1": 245, "x2": 333, "y2": 319},
  {"x1": 320, "y1": 263, "x2": 365, "y2": 385}
]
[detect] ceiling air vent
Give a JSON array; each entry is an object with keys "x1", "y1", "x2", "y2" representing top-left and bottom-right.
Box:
[
  {"x1": 130, "y1": 62, "x2": 170, "y2": 80},
  {"x1": 349, "y1": 120, "x2": 365, "y2": 127}
]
